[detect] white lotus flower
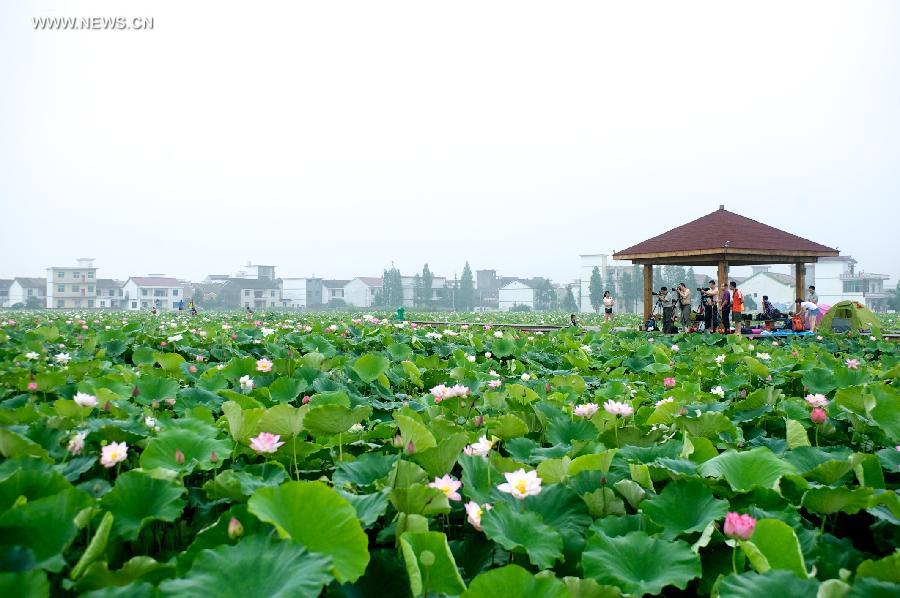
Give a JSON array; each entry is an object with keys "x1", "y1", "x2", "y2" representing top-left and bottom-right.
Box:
[
  {"x1": 756, "y1": 352, "x2": 771, "y2": 361},
  {"x1": 715, "y1": 354, "x2": 726, "y2": 365},
  {"x1": 497, "y1": 469, "x2": 542, "y2": 499},
  {"x1": 671, "y1": 344, "x2": 679, "y2": 352},
  {"x1": 467, "y1": 355, "x2": 476, "y2": 363},
  {"x1": 520, "y1": 373, "x2": 531, "y2": 382},
  {"x1": 655, "y1": 397, "x2": 674, "y2": 407},
  {"x1": 710, "y1": 386, "x2": 725, "y2": 398},
  {"x1": 465, "y1": 501, "x2": 490, "y2": 531},
  {"x1": 55, "y1": 353, "x2": 71, "y2": 364},
  {"x1": 239, "y1": 375, "x2": 254, "y2": 391},
  {"x1": 487, "y1": 379, "x2": 502, "y2": 388},
  {"x1": 603, "y1": 400, "x2": 634, "y2": 417},
  {"x1": 68, "y1": 431, "x2": 87, "y2": 455},
  {"x1": 349, "y1": 423, "x2": 365, "y2": 433},
  {"x1": 493, "y1": 331, "x2": 504, "y2": 338},
  {"x1": 73, "y1": 392, "x2": 98, "y2": 408},
  {"x1": 581, "y1": 345, "x2": 592, "y2": 353},
  {"x1": 464, "y1": 436, "x2": 494, "y2": 457},
  {"x1": 573, "y1": 403, "x2": 599, "y2": 418},
  {"x1": 100, "y1": 442, "x2": 128, "y2": 468}
]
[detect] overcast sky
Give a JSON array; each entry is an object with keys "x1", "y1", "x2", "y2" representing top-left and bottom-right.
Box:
[{"x1": 1, "y1": 1, "x2": 898, "y2": 285}]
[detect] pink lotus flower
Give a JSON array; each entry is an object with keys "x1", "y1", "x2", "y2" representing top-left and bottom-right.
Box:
[
  {"x1": 100, "y1": 441, "x2": 128, "y2": 468},
  {"x1": 845, "y1": 359, "x2": 860, "y2": 369},
  {"x1": 188, "y1": 365, "x2": 198, "y2": 374},
  {"x1": 804, "y1": 394, "x2": 828, "y2": 408},
  {"x1": 811, "y1": 407, "x2": 827, "y2": 425},
  {"x1": 73, "y1": 392, "x2": 98, "y2": 408},
  {"x1": 302, "y1": 395, "x2": 311, "y2": 404},
  {"x1": 256, "y1": 358, "x2": 274, "y2": 373},
  {"x1": 724, "y1": 512, "x2": 756, "y2": 540},
  {"x1": 68, "y1": 431, "x2": 87, "y2": 455},
  {"x1": 664, "y1": 377, "x2": 676, "y2": 389},
  {"x1": 27, "y1": 381, "x2": 38, "y2": 392},
  {"x1": 603, "y1": 400, "x2": 634, "y2": 417},
  {"x1": 249, "y1": 432, "x2": 285, "y2": 454},
  {"x1": 228, "y1": 517, "x2": 244, "y2": 539},
  {"x1": 428, "y1": 475, "x2": 462, "y2": 501},
  {"x1": 574, "y1": 403, "x2": 599, "y2": 418}
]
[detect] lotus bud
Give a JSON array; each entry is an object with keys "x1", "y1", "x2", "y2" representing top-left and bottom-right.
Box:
[
  {"x1": 545, "y1": 383, "x2": 552, "y2": 393},
  {"x1": 392, "y1": 435, "x2": 404, "y2": 448},
  {"x1": 133, "y1": 386, "x2": 140, "y2": 397},
  {"x1": 151, "y1": 400, "x2": 159, "y2": 409},
  {"x1": 227, "y1": 517, "x2": 244, "y2": 539},
  {"x1": 103, "y1": 400, "x2": 111, "y2": 412},
  {"x1": 175, "y1": 449, "x2": 185, "y2": 465},
  {"x1": 27, "y1": 381, "x2": 38, "y2": 392},
  {"x1": 811, "y1": 407, "x2": 827, "y2": 425},
  {"x1": 160, "y1": 341, "x2": 167, "y2": 347},
  {"x1": 405, "y1": 440, "x2": 415, "y2": 455},
  {"x1": 210, "y1": 451, "x2": 218, "y2": 463},
  {"x1": 302, "y1": 395, "x2": 311, "y2": 404},
  {"x1": 165, "y1": 398, "x2": 176, "y2": 406},
  {"x1": 189, "y1": 365, "x2": 198, "y2": 374},
  {"x1": 474, "y1": 415, "x2": 484, "y2": 427}
]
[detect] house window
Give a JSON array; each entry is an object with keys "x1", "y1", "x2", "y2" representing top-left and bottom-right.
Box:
[
  {"x1": 173, "y1": 289, "x2": 179, "y2": 296},
  {"x1": 100, "y1": 301, "x2": 105, "y2": 307},
  {"x1": 132, "y1": 301, "x2": 138, "y2": 308},
  {"x1": 254, "y1": 291, "x2": 263, "y2": 298},
  {"x1": 108, "y1": 289, "x2": 115, "y2": 296},
  {"x1": 57, "y1": 299, "x2": 65, "y2": 308},
  {"x1": 141, "y1": 301, "x2": 148, "y2": 308},
  {"x1": 244, "y1": 290, "x2": 250, "y2": 297},
  {"x1": 270, "y1": 290, "x2": 275, "y2": 297},
  {"x1": 27, "y1": 289, "x2": 33, "y2": 296},
  {"x1": 58, "y1": 271, "x2": 65, "y2": 278},
  {"x1": 153, "y1": 289, "x2": 166, "y2": 297},
  {"x1": 142, "y1": 289, "x2": 148, "y2": 296},
  {"x1": 87, "y1": 300, "x2": 94, "y2": 308},
  {"x1": 244, "y1": 302, "x2": 250, "y2": 307},
  {"x1": 87, "y1": 272, "x2": 94, "y2": 278},
  {"x1": 72, "y1": 286, "x2": 79, "y2": 293},
  {"x1": 73, "y1": 272, "x2": 80, "y2": 278},
  {"x1": 87, "y1": 286, "x2": 94, "y2": 292},
  {"x1": 270, "y1": 301, "x2": 275, "y2": 307},
  {"x1": 58, "y1": 285, "x2": 64, "y2": 293}
]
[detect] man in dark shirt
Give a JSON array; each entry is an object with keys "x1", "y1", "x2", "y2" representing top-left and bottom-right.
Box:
[{"x1": 720, "y1": 286, "x2": 732, "y2": 333}]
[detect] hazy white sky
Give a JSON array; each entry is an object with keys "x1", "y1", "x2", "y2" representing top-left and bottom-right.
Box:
[{"x1": 2, "y1": 1, "x2": 898, "y2": 285}]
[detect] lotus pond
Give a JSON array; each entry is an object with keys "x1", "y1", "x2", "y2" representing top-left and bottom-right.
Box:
[{"x1": 0, "y1": 311, "x2": 897, "y2": 597}]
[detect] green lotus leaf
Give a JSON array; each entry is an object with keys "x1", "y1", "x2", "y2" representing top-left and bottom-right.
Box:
[
  {"x1": 0, "y1": 570, "x2": 49, "y2": 597},
  {"x1": 462, "y1": 565, "x2": 568, "y2": 598},
  {"x1": 0, "y1": 457, "x2": 72, "y2": 512},
  {"x1": 139, "y1": 419, "x2": 233, "y2": 473},
  {"x1": 390, "y1": 483, "x2": 451, "y2": 515},
  {"x1": 699, "y1": 447, "x2": 796, "y2": 492},
  {"x1": 135, "y1": 375, "x2": 180, "y2": 404},
  {"x1": 337, "y1": 489, "x2": 390, "y2": 528},
  {"x1": 177, "y1": 504, "x2": 263, "y2": 574},
  {"x1": 0, "y1": 429, "x2": 51, "y2": 462},
  {"x1": 742, "y1": 518, "x2": 807, "y2": 577},
  {"x1": 74, "y1": 556, "x2": 174, "y2": 593},
  {"x1": 562, "y1": 576, "x2": 624, "y2": 597},
  {"x1": 411, "y1": 432, "x2": 469, "y2": 477},
  {"x1": 353, "y1": 353, "x2": 390, "y2": 383},
  {"x1": 0, "y1": 487, "x2": 93, "y2": 572},
  {"x1": 71, "y1": 511, "x2": 114, "y2": 580},
  {"x1": 715, "y1": 570, "x2": 819, "y2": 598},
  {"x1": 641, "y1": 479, "x2": 729, "y2": 538},
  {"x1": 222, "y1": 401, "x2": 265, "y2": 443},
  {"x1": 333, "y1": 453, "x2": 399, "y2": 489},
  {"x1": 248, "y1": 481, "x2": 370, "y2": 583},
  {"x1": 856, "y1": 551, "x2": 900, "y2": 583},
  {"x1": 802, "y1": 367, "x2": 837, "y2": 394},
  {"x1": 158, "y1": 535, "x2": 332, "y2": 598},
  {"x1": 267, "y1": 377, "x2": 307, "y2": 403},
  {"x1": 400, "y1": 531, "x2": 467, "y2": 597},
  {"x1": 100, "y1": 471, "x2": 186, "y2": 541},
  {"x1": 480, "y1": 502, "x2": 563, "y2": 570},
  {"x1": 582, "y1": 531, "x2": 701, "y2": 596},
  {"x1": 801, "y1": 486, "x2": 875, "y2": 515},
  {"x1": 491, "y1": 337, "x2": 516, "y2": 358},
  {"x1": 394, "y1": 414, "x2": 437, "y2": 452},
  {"x1": 154, "y1": 352, "x2": 185, "y2": 372},
  {"x1": 303, "y1": 404, "x2": 371, "y2": 436},
  {"x1": 256, "y1": 404, "x2": 306, "y2": 438},
  {"x1": 869, "y1": 384, "x2": 900, "y2": 440},
  {"x1": 488, "y1": 414, "x2": 529, "y2": 440}
]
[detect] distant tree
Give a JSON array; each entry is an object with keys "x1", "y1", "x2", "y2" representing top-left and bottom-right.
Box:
[
  {"x1": 686, "y1": 266, "x2": 697, "y2": 289},
  {"x1": 510, "y1": 303, "x2": 531, "y2": 312},
  {"x1": 744, "y1": 295, "x2": 758, "y2": 311},
  {"x1": 562, "y1": 285, "x2": 578, "y2": 312},
  {"x1": 458, "y1": 262, "x2": 475, "y2": 311},
  {"x1": 327, "y1": 298, "x2": 346, "y2": 308},
  {"x1": 619, "y1": 271, "x2": 632, "y2": 313},
  {"x1": 25, "y1": 296, "x2": 44, "y2": 309},
  {"x1": 413, "y1": 274, "x2": 423, "y2": 307},
  {"x1": 531, "y1": 278, "x2": 554, "y2": 311},
  {"x1": 589, "y1": 266, "x2": 603, "y2": 313},
  {"x1": 890, "y1": 281, "x2": 900, "y2": 311},
  {"x1": 422, "y1": 264, "x2": 434, "y2": 308}
]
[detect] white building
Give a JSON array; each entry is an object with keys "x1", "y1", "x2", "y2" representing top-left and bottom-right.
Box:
[
  {"x1": 0, "y1": 280, "x2": 12, "y2": 308},
  {"x1": 8, "y1": 278, "x2": 47, "y2": 308},
  {"x1": 281, "y1": 278, "x2": 324, "y2": 309},
  {"x1": 499, "y1": 280, "x2": 535, "y2": 311},
  {"x1": 123, "y1": 277, "x2": 185, "y2": 311},
  {"x1": 737, "y1": 267, "x2": 795, "y2": 312},
  {"x1": 46, "y1": 259, "x2": 99, "y2": 309},
  {"x1": 812, "y1": 256, "x2": 891, "y2": 311},
  {"x1": 400, "y1": 276, "x2": 447, "y2": 308},
  {"x1": 344, "y1": 277, "x2": 382, "y2": 308},
  {"x1": 322, "y1": 280, "x2": 350, "y2": 305},
  {"x1": 232, "y1": 263, "x2": 276, "y2": 281}
]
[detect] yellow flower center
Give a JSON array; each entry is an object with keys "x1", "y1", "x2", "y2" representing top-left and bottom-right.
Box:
[
  {"x1": 515, "y1": 479, "x2": 528, "y2": 495},
  {"x1": 109, "y1": 451, "x2": 119, "y2": 461}
]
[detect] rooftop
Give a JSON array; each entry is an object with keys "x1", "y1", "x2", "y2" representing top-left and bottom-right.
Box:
[
  {"x1": 14, "y1": 277, "x2": 47, "y2": 288},
  {"x1": 614, "y1": 206, "x2": 838, "y2": 264},
  {"x1": 354, "y1": 277, "x2": 383, "y2": 287},
  {"x1": 127, "y1": 277, "x2": 182, "y2": 287}
]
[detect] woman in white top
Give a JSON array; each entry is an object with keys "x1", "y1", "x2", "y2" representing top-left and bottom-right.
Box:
[
  {"x1": 602, "y1": 291, "x2": 614, "y2": 324},
  {"x1": 796, "y1": 299, "x2": 819, "y2": 332}
]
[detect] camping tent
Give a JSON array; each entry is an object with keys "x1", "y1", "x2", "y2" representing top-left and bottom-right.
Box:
[{"x1": 818, "y1": 300, "x2": 883, "y2": 334}]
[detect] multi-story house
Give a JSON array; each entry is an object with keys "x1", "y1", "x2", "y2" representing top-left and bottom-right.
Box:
[
  {"x1": 123, "y1": 277, "x2": 185, "y2": 311},
  {"x1": 344, "y1": 277, "x2": 383, "y2": 307},
  {"x1": 0, "y1": 280, "x2": 11, "y2": 308},
  {"x1": 220, "y1": 278, "x2": 282, "y2": 309},
  {"x1": 46, "y1": 259, "x2": 98, "y2": 309},
  {"x1": 281, "y1": 277, "x2": 324, "y2": 309},
  {"x1": 96, "y1": 279, "x2": 125, "y2": 309},
  {"x1": 322, "y1": 280, "x2": 350, "y2": 305},
  {"x1": 811, "y1": 256, "x2": 891, "y2": 312},
  {"x1": 499, "y1": 280, "x2": 535, "y2": 311},
  {"x1": 9, "y1": 278, "x2": 47, "y2": 308}
]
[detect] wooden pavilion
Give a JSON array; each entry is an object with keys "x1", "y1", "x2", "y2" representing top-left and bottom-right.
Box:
[{"x1": 612, "y1": 206, "x2": 839, "y2": 323}]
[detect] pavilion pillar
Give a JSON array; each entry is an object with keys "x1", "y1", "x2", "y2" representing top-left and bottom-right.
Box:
[
  {"x1": 643, "y1": 264, "x2": 653, "y2": 325},
  {"x1": 795, "y1": 263, "x2": 805, "y2": 306},
  {"x1": 717, "y1": 260, "x2": 728, "y2": 297}
]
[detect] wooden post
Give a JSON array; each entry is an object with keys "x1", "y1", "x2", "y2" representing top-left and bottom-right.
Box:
[
  {"x1": 643, "y1": 264, "x2": 653, "y2": 325},
  {"x1": 795, "y1": 264, "x2": 805, "y2": 307},
  {"x1": 717, "y1": 260, "x2": 728, "y2": 295}
]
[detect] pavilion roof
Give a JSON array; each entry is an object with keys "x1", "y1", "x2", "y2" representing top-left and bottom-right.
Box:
[{"x1": 613, "y1": 207, "x2": 838, "y2": 264}]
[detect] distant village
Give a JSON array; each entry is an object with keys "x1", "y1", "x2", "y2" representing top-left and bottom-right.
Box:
[{"x1": 0, "y1": 253, "x2": 892, "y2": 313}]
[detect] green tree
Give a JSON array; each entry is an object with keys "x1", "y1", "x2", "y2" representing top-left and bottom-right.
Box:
[
  {"x1": 562, "y1": 285, "x2": 578, "y2": 312},
  {"x1": 413, "y1": 274, "x2": 423, "y2": 307},
  {"x1": 421, "y1": 264, "x2": 433, "y2": 308},
  {"x1": 381, "y1": 267, "x2": 404, "y2": 307},
  {"x1": 589, "y1": 266, "x2": 603, "y2": 313},
  {"x1": 686, "y1": 266, "x2": 697, "y2": 290},
  {"x1": 530, "y1": 278, "x2": 554, "y2": 311},
  {"x1": 890, "y1": 280, "x2": 900, "y2": 311},
  {"x1": 620, "y1": 270, "x2": 632, "y2": 313},
  {"x1": 458, "y1": 262, "x2": 474, "y2": 311}
]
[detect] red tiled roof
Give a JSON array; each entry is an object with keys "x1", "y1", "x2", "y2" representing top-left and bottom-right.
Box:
[
  {"x1": 128, "y1": 277, "x2": 182, "y2": 287},
  {"x1": 614, "y1": 208, "x2": 837, "y2": 257}
]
